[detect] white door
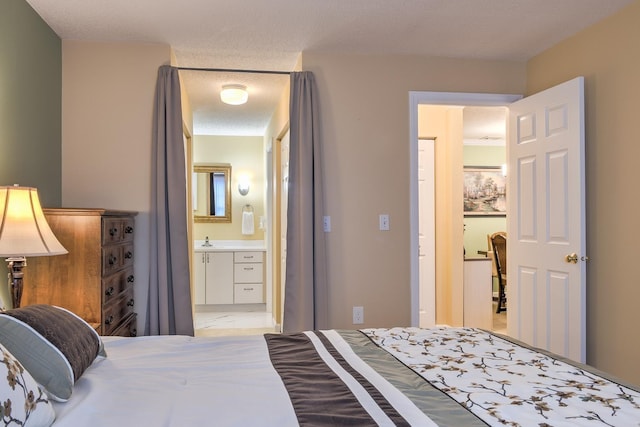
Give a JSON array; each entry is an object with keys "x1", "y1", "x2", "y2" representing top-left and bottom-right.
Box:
[
  {"x1": 507, "y1": 77, "x2": 586, "y2": 362},
  {"x1": 418, "y1": 138, "x2": 435, "y2": 327}
]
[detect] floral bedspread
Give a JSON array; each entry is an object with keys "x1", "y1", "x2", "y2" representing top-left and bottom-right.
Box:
[{"x1": 362, "y1": 327, "x2": 640, "y2": 427}]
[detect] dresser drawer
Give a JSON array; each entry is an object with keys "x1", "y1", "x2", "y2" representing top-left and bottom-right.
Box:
[
  {"x1": 110, "y1": 313, "x2": 137, "y2": 337},
  {"x1": 234, "y1": 284, "x2": 263, "y2": 304},
  {"x1": 102, "y1": 246, "x2": 120, "y2": 276},
  {"x1": 234, "y1": 251, "x2": 263, "y2": 263},
  {"x1": 102, "y1": 217, "x2": 134, "y2": 244},
  {"x1": 102, "y1": 288, "x2": 135, "y2": 335},
  {"x1": 102, "y1": 244, "x2": 135, "y2": 275},
  {"x1": 102, "y1": 268, "x2": 134, "y2": 306},
  {"x1": 122, "y1": 243, "x2": 135, "y2": 269},
  {"x1": 234, "y1": 263, "x2": 263, "y2": 283}
]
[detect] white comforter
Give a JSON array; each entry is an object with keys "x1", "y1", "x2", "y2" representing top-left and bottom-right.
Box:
[{"x1": 52, "y1": 335, "x2": 299, "y2": 426}]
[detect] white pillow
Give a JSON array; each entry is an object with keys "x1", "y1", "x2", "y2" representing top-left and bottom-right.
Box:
[{"x1": 0, "y1": 342, "x2": 56, "y2": 426}]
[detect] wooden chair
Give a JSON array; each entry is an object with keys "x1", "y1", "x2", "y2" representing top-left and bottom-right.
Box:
[
  {"x1": 490, "y1": 232, "x2": 507, "y2": 313},
  {"x1": 486, "y1": 234, "x2": 498, "y2": 279}
]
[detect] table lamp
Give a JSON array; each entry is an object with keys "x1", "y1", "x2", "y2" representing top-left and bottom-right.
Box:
[{"x1": 0, "y1": 185, "x2": 67, "y2": 308}]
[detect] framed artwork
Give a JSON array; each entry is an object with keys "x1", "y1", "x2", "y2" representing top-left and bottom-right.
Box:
[{"x1": 463, "y1": 166, "x2": 506, "y2": 216}]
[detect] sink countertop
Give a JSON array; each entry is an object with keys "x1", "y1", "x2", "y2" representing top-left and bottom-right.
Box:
[{"x1": 194, "y1": 240, "x2": 266, "y2": 252}]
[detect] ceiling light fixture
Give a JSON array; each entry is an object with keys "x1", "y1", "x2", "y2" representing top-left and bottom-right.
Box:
[{"x1": 220, "y1": 84, "x2": 248, "y2": 105}]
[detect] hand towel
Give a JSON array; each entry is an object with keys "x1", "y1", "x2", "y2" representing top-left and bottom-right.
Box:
[{"x1": 242, "y1": 211, "x2": 255, "y2": 235}]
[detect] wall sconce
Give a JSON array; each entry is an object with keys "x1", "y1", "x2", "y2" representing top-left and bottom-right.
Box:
[
  {"x1": 0, "y1": 186, "x2": 67, "y2": 308},
  {"x1": 220, "y1": 84, "x2": 248, "y2": 105},
  {"x1": 238, "y1": 177, "x2": 250, "y2": 196}
]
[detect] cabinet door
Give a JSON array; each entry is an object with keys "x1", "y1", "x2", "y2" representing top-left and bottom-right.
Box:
[
  {"x1": 463, "y1": 259, "x2": 492, "y2": 329},
  {"x1": 193, "y1": 252, "x2": 207, "y2": 304},
  {"x1": 207, "y1": 252, "x2": 234, "y2": 304}
]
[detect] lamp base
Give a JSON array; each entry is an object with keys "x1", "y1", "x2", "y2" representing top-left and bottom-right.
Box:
[{"x1": 6, "y1": 257, "x2": 26, "y2": 309}]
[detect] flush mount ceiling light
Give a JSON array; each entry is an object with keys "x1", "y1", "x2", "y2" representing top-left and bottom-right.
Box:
[{"x1": 220, "y1": 84, "x2": 248, "y2": 105}]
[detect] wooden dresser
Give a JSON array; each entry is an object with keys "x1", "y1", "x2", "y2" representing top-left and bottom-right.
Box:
[{"x1": 23, "y1": 208, "x2": 138, "y2": 336}]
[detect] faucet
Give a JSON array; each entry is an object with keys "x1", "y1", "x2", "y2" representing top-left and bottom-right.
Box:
[{"x1": 203, "y1": 236, "x2": 212, "y2": 247}]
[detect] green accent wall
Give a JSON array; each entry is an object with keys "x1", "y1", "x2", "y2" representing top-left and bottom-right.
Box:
[
  {"x1": 0, "y1": 0, "x2": 61, "y2": 207},
  {"x1": 0, "y1": 0, "x2": 61, "y2": 308}
]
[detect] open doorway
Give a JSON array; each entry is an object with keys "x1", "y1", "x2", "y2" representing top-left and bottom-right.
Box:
[
  {"x1": 412, "y1": 79, "x2": 587, "y2": 362},
  {"x1": 409, "y1": 91, "x2": 521, "y2": 331},
  {"x1": 191, "y1": 134, "x2": 275, "y2": 337},
  {"x1": 180, "y1": 69, "x2": 290, "y2": 337}
]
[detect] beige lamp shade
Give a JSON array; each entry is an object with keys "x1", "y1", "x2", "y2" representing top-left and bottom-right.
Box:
[{"x1": 0, "y1": 186, "x2": 67, "y2": 257}]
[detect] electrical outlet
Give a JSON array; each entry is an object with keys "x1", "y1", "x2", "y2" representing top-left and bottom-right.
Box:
[
  {"x1": 323, "y1": 215, "x2": 331, "y2": 232},
  {"x1": 353, "y1": 306, "x2": 364, "y2": 324}
]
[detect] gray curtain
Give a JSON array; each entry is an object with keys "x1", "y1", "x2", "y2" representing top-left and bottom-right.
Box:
[
  {"x1": 146, "y1": 65, "x2": 194, "y2": 336},
  {"x1": 283, "y1": 71, "x2": 328, "y2": 332}
]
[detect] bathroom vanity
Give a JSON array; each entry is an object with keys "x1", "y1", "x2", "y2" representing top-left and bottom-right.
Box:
[{"x1": 194, "y1": 240, "x2": 266, "y2": 305}]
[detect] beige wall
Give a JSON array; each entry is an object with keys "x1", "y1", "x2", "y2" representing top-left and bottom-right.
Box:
[
  {"x1": 527, "y1": 0, "x2": 640, "y2": 385},
  {"x1": 193, "y1": 135, "x2": 265, "y2": 241},
  {"x1": 301, "y1": 52, "x2": 525, "y2": 328},
  {"x1": 264, "y1": 73, "x2": 293, "y2": 326},
  {"x1": 62, "y1": 40, "x2": 173, "y2": 333},
  {"x1": 419, "y1": 105, "x2": 466, "y2": 326}
]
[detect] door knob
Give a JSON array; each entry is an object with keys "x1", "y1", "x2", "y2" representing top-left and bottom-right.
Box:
[{"x1": 565, "y1": 253, "x2": 578, "y2": 264}]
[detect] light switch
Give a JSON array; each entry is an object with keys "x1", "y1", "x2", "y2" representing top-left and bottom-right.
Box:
[
  {"x1": 379, "y1": 214, "x2": 390, "y2": 231},
  {"x1": 323, "y1": 215, "x2": 331, "y2": 232}
]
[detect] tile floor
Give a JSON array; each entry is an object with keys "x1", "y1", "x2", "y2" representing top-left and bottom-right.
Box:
[{"x1": 194, "y1": 309, "x2": 278, "y2": 337}]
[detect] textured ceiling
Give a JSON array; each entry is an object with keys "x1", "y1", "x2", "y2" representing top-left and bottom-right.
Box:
[
  {"x1": 463, "y1": 106, "x2": 508, "y2": 144},
  {"x1": 26, "y1": 0, "x2": 634, "y2": 136}
]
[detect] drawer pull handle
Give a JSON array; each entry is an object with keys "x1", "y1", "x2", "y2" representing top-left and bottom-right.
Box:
[
  {"x1": 243, "y1": 287, "x2": 254, "y2": 291},
  {"x1": 124, "y1": 226, "x2": 134, "y2": 234},
  {"x1": 109, "y1": 227, "x2": 118, "y2": 236},
  {"x1": 124, "y1": 251, "x2": 133, "y2": 259},
  {"x1": 105, "y1": 315, "x2": 114, "y2": 325},
  {"x1": 127, "y1": 275, "x2": 135, "y2": 283},
  {"x1": 243, "y1": 256, "x2": 253, "y2": 259},
  {"x1": 109, "y1": 255, "x2": 117, "y2": 265},
  {"x1": 127, "y1": 298, "x2": 135, "y2": 307},
  {"x1": 105, "y1": 287, "x2": 115, "y2": 296},
  {"x1": 244, "y1": 267, "x2": 254, "y2": 271}
]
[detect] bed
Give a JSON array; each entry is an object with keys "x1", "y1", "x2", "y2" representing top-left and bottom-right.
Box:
[{"x1": 1, "y1": 305, "x2": 639, "y2": 426}]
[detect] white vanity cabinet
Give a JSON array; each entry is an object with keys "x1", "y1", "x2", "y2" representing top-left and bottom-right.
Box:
[
  {"x1": 233, "y1": 251, "x2": 264, "y2": 303},
  {"x1": 194, "y1": 252, "x2": 234, "y2": 304},
  {"x1": 194, "y1": 246, "x2": 264, "y2": 305}
]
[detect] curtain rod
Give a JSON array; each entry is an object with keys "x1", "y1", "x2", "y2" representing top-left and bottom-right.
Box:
[{"x1": 177, "y1": 66, "x2": 290, "y2": 75}]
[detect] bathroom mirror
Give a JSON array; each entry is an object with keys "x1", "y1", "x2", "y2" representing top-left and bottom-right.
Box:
[{"x1": 193, "y1": 163, "x2": 232, "y2": 223}]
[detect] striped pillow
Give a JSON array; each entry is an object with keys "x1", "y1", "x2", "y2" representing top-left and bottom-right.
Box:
[{"x1": 0, "y1": 305, "x2": 106, "y2": 401}]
